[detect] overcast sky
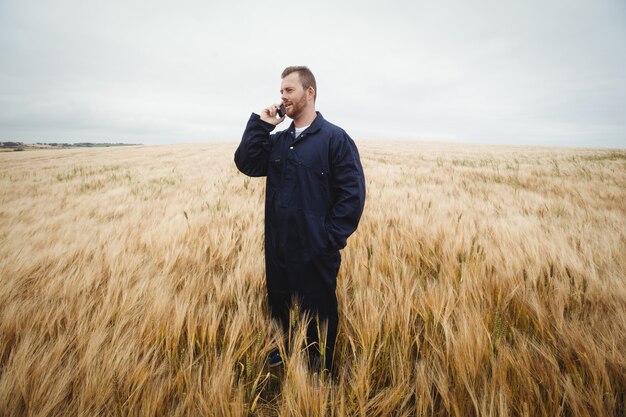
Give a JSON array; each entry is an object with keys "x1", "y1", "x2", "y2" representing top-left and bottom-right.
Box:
[{"x1": 1, "y1": 0, "x2": 625, "y2": 148}]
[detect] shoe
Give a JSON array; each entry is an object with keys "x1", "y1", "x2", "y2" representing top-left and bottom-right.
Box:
[{"x1": 268, "y1": 350, "x2": 283, "y2": 368}]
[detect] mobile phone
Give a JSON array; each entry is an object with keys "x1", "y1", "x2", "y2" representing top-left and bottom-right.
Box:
[{"x1": 277, "y1": 103, "x2": 286, "y2": 118}]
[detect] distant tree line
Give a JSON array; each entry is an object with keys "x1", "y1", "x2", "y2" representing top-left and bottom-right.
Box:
[
  {"x1": 1, "y1": 142, "x2": 24, "y2": 148},
  {"x1": 1, "y1": 142, "x2": 141, "y2": 149}
]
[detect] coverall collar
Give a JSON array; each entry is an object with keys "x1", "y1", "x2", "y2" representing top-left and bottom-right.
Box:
[{"x1": 288, "y1": 111, "x2": 325, "y2": 137}]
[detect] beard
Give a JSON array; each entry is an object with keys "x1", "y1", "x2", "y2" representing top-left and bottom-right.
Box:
[{"x1": 284, "y1": 93, "x2": 308, "y2": 119}]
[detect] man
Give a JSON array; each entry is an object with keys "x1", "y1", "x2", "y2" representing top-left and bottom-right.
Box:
[{"x1": 234, "y1": 66, "x2": 366, "y2": 371}]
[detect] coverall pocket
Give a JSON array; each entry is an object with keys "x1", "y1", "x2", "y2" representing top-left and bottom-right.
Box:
[
  {"x1": 267, "y1": 157, "x2": 282, "y2": 186},
  {"x1": 305, "y1": 213, "x2": 331, "y2": 254},
  {"x1": 290, "y1": 160, "x2": 330, "y2": 214}
]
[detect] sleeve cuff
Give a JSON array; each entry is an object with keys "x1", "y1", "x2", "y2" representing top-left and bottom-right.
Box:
[{"x1": 250, "y1": 113, "x2": 277, "y2": 132}]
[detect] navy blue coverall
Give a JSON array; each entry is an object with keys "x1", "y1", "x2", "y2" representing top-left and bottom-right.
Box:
[{"x1": 234, "y1": 112, "x2": 366, "y2": 368}]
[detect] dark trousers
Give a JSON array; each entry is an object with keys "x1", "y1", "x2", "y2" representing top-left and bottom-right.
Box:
[{"x1": 265, "y1": 247, "x2": 341, "y2": 371}]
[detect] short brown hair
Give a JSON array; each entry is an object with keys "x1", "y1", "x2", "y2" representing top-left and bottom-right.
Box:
[{"x1": 282, "y1": 66, "x2": 317, "y2": 101}]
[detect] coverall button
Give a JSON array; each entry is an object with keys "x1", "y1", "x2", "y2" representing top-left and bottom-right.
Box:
[{"x1": 290, "y1": 146, "x2": 293, "y2": 150}]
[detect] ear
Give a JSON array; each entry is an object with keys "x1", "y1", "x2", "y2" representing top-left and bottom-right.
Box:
[{"x1": 307, "y1": 86, "x2": 316, "y2": 101}]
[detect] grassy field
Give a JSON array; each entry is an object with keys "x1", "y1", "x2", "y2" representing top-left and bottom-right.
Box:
[{"x1": 0, "y1": 141, "x2": 625, "y2": 416}]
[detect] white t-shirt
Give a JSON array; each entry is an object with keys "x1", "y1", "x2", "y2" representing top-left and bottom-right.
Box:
[{"x1": 295, "y1": 125, "x2": 310, "y2": 138}]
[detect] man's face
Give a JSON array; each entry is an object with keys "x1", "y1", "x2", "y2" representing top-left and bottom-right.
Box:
[{"x1": 280, "y1": 72, "x2": 309, "y2": 119}]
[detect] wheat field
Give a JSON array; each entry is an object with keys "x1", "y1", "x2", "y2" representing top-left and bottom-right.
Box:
[{"x1": 0, "y1": 141, "x2": 625, "y2": 416}]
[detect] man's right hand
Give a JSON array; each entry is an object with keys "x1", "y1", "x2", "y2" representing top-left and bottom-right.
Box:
[{"x1": 260, "y1": 104, "x2": 286, "y2": 126}]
